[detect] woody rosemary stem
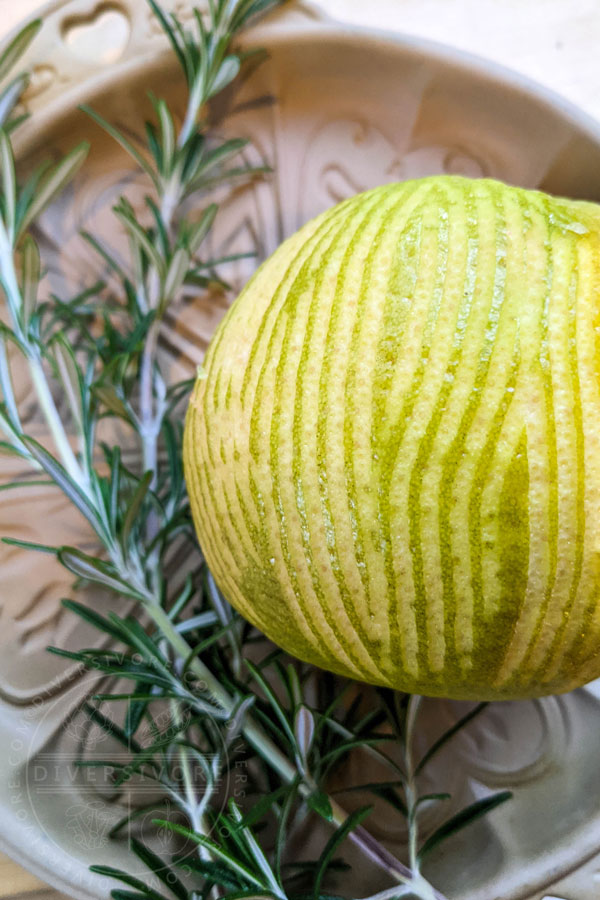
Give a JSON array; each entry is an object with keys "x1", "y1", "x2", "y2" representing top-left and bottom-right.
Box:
[
  {"x1": 139, "y1": 320, "x2": 160, "y2": 480},
  {"x1": 138, "y1": 185, "x2": 178, "y2": 492},
  {"x1": 144, "y1": 599, "x2": 446, "y2": 898},
  {"x1": 28, "y1": 353, "x2": 83, "y2": 481}
]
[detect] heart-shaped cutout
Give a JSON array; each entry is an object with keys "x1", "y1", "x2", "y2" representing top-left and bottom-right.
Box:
[{"x1": 61, "y1": 4, "x2": 130, "y2": 65}]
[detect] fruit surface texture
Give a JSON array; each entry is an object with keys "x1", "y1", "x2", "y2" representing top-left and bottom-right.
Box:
[{"x1": 184, "y1": 175, "x2": 600, "y2": 699}]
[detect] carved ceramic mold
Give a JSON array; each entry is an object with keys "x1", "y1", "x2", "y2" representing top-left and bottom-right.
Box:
[{"x1": 3, "y1": 1, "x2": 600, "y2": 898}]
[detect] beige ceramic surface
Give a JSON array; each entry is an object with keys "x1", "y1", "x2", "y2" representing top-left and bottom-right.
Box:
[{"x1": 4, "y1": 2, "x2": 600, "y2": 900}]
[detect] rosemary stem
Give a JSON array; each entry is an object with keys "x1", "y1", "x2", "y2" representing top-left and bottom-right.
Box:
[
  {"x1": 138, "y1": 177, "x2": 178, "y2": 492},
  {"x1": 178, "y1": 87, "x2": 202, "y2": 150},
  {"x1": 28, "y1": 352, "x2": 83, "y2": 482},
  {"x1": 145, "y1": 600, "x2": 297, "y2": 782},
  {"x1": 169, "y1": 663, "x2": 220, "y2": 896},
  {"x1": 401, "y1": 696, "x2": 442, "y2": 900},
  {"x1": 144, "y1": 600, "x2": 418, "y2": 886},
  {"x1": 355, "y1": 863, "x2": 449, "y2": 900},
  {"x1": 404, "y1": 695, "x2": 421, "y2": 875},
  {"x1": 138, "y1": 42, "x2": 207, "y2": 468},
  {"x1": 179, "y1": 744, "x2": 203, "y2": 834},
  {"x1": 179, "y1": 757, "x2": 221, "y2": 900},
  {"x1": 343, "y1": 820, "x2": 413, "y2": 884},
  {"x1": 160, "y1": 176, "x2": 180, "y2": 228},
  {"x1": 139, "y1": 318, "x2": 160, "y2": 479},
  {"x1": 0, "y1": 221, "x2": 20, "y2": 320}
]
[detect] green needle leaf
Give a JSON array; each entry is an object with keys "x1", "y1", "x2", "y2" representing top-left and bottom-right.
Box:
[
  {"x1": 237, "y1": 784, "x2": 289, "y2": 829},
  {"x1": 186, "y1": 203, "x2": 218, "y2": 254},
  {"x1": 417, "y1": 791, "x2": 512, "y2": 863},
  {"x1": 0, "y1": 20, "x2": 41, "y2": 83},
  {"x1": 81, "y1": 105, "x2": 157, "y2": 185},
  {"x1": 312, "y1": 806, "x2": 372, "y2": 900},
  {"x1": 121, "y1": 470, "x2": 153, "y2": 547},
  {"x1": 0, "y1": 129, "x2": 17, "y2": 239},
  {"x1": 53, "y1": 334, "x2": 84, "y2": 433},
  {"x1": 151, "y1": 820, "x2": 266, "y2": 890},
  {"x1": 19, "y1": 437, "x2": 105, "y2": 537},
  {"x1": 307, "y1": 790, "x2": 334, "y2": 822},
  {"x1": 155, "y1": 99, "x2": 175, "y2": 174},
  {"x1": 229, "y1": 801, "x2": 285, "y2": 898},
  {"x1": 172, "y1": 855, "x2": 244, "y2": 888},
  {"x1": 245, "y1": 659, "x2": 296, "y2": 750},
  {"x1": 0, "y1": 478, "x2": 53, "y2": 491},
  {"x1": 208, "y1": 55, "x2": 241, "y2": 97},
  {"x1": 162, "y1": 246, "x2": 190, "y2": 309},
  {"x1": 415, "y1": 702, "x2": 489, "y2": 776},
  {"x1": 58, "y1": 548, "x2": 145, "y2": 600},
  {"x1": 88, "y1": 866, "x2": 170, "y2": 900},
  {"x1": 110, "y1": 891, "x2": 169, "y2": 900},
  {"x1": 0, "y1": 331, "x2": 21, "y2": 429},
  {"x1": 108, "y1": 800, "x2": 171, "y2": 839},
  {"x1": 60, "y1": 598, "x2": 127, "y2": 642},
  {"x1": 0, "y1": 75, "x2": 28, "y2": 128},
  {"x1": 145, "y1": 0, "x2": 188, "y2": 81},
  {"x1": 20, "y1": 234, "x2": 40, "y2": 325},
  {"x1": 83, "y1": 703, "x2": 142, "y2": 753},
  {"x1": 17, "y1": 142, "x2": 90, "y2": 240},
  {"x1": 129, "y1": 838, "x2": 188, "y2": 900},
  {"x1": 2, "y1": 536, "x2": 56, "y2": 554},
  {"x1": 114, "y1": 205, "x2": 165, "y2": 280}
]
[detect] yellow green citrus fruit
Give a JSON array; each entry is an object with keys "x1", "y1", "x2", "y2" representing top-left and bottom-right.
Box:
[{"x1": 184, "y1": 175, "x2": 600, "y2": 700}]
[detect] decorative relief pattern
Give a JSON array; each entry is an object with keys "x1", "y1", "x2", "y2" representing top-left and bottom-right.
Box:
[
  {"x1": 453, "y1": 697, "x2": 569, "y2": 786},
  {"x1": 61, "y1": 5, "x2": 131, "y2": 65},
  {"x1": 21, "y1": 64, "x2": 57, "y2": 101}
]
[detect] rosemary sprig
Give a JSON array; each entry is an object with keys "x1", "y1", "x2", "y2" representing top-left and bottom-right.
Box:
[{"x1": 0, "y1": 6, "x2": 511, "y2": 900}]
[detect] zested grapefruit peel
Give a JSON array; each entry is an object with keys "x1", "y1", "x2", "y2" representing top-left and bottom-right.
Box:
[{"x1": 184, "y1": 175, "x2": 600, "y2": 700}]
